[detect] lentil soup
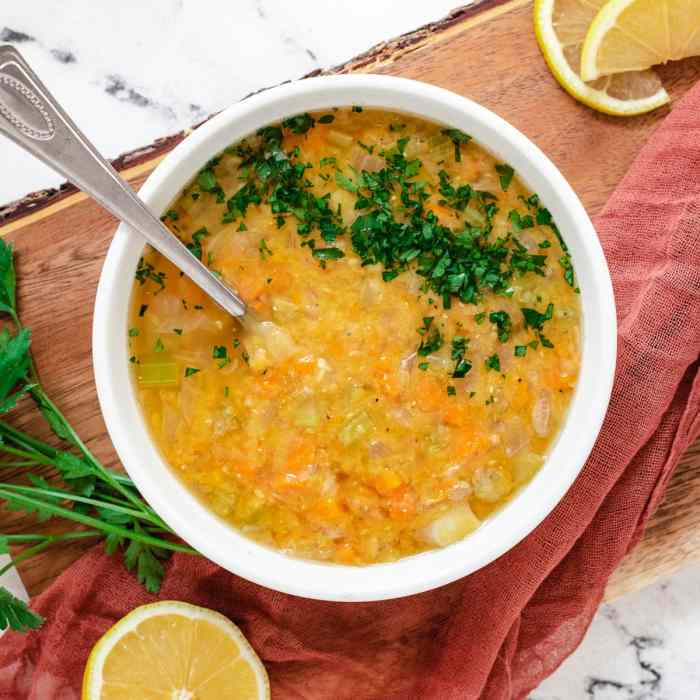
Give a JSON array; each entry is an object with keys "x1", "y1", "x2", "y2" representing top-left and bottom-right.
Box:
[{"x1": 128, "y1": 108, "x2": 580, "y2": 565}]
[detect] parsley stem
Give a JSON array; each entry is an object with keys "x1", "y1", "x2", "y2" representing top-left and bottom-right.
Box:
[
  {"x1": 0, "y1": 484, "x2": 166, "y2": 528},
  {"x1": 0, "y1": 531, "x2": 101, "y2": 579},
  {"x1": 0, "y1": 445, "x2": 57, "y2": 468},
  {"x1": 0, "y1": 540, "x2": 54, "y2": 578},
  {"x1": 2, "y1": 532, "x2": 100, "y2": 544},
  {"x1": 0, "y1": 488, "x2": 195, "y2": 554},
  {"x1": 29, "y1": 385, "x2": 147, "y2": 513}
]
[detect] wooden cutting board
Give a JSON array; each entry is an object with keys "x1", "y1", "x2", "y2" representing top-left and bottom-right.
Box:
[{"x1": 1, "y1": 0, "x2": 699, "y2": 601}]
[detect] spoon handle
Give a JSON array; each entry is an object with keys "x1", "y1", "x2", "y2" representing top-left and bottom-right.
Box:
[{"x1": 0, "y1": 45, "x2": 246, "y2": 318}]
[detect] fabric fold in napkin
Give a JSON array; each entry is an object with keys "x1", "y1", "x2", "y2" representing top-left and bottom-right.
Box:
[{"x1": 1, "y1": 83, "x2": 699, "y2": 699}]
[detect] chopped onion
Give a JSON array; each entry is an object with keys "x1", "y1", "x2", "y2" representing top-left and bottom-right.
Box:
[
  {"x1": 327, "y1": 130, "x2": 353, "y2": 148},
  {"x1": 532, "y1": 393, "x2": 552, "y2": 437},
  {"x1": 473, "y1": 466, "x2": 513, "y2": 502}
]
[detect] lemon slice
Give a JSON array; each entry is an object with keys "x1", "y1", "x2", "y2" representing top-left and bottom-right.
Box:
[
  {"x1": 82, "y1": 601, "x2": 270, "y2": 700},
  {"x1": 534, "y1": 0, "x2": 669, "y2": 115},
  {"x1": 581, "y1": 0, "x2": 700, "y2": 81}
]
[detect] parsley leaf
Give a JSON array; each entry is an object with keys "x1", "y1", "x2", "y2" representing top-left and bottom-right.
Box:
[
  {"x1": 0, "y1": 239, "x2": 16, "y2": 314},
  {"x1": 124, "y1": 533, "x2": 168, "y2": 594},
  {"x1": 441, "y1": 128, "x2": 471, "y2": 162},
  {"x1": 522, "y1": 303, "x2": 555, "y2": 348},
  {"x1": 417, "y1": 317, "x2": 444, "y2": 356},
  {"x1": 312, "y1": 247, "x2": 345, "y2": 261},
  {"x1": 282, "y1": 113, "x2": 315, "y2": 134},
  {"x1": 489, "y1": 311, "x2": 512, "y2": 343},
  {"x1": 135, "y1": 258, "x2": 166, "y2": 292},
  {"x1": 485, "y1": 354, "x2": 501, "y2": 372},
  {"x1": 335, "y1": 171, "x2": 358, "y2": 193},
  {"x1": 186, "y1": 227, "x2": 209, "y2": 261},
  {"x1": 0, "y1": 327, "x2": 31, "y2": 408},
  {"x1": 495, "y1": 164, "x2": 515, "y2": 191},
  {"x1": 450, "y1": 335, "x2": 472, "y2": 378},
  {"x1": 0, "y1": 588, "x2": 44, "y2": 632}
]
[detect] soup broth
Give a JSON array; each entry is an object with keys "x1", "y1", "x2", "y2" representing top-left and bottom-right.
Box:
[{"x1": 129, "y1": 108, "x2": 580, "y2": 565}]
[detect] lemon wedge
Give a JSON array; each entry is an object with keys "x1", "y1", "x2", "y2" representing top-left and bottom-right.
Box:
[
  {"x1": 82, "y1": 601, "x2": 270, "y2": 700},
  {"x1": 581, "y1": 0, "x2": 700, "y2": 81},
  {"x1": 534, "y1": 0, "x2": 669, "y2": 115}
]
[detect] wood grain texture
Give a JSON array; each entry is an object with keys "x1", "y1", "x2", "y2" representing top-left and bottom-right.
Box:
[{"x1": 0, "y1": 0, "x2": 699, "y2": 599}]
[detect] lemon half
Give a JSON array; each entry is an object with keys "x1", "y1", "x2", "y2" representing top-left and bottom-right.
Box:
[
  {"x1": 534, "y1": 0, "x2": 669, "y2": 116},
  {"x1": 581, "y1": 0, "x2": 700, "y2": 81},
  {"x1": 82, "y1": 601, "x2": 270, "y2": 700}
]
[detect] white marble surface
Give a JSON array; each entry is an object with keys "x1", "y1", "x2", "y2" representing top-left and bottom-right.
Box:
[{"x1": 1, "y1": 1, "x2": 699, "y2": 695}]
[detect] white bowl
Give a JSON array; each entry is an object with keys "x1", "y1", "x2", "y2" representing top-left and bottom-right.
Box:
[{"x1": 93, "y1": 75, "x2": 616, "y2": 602}]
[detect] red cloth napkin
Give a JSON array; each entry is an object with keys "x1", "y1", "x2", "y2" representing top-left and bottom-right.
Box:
[{"x1": 1, "y1": 83, "x2": 700, "y2": 700}]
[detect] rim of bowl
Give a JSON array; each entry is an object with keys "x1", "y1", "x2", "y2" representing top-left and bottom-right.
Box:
[{"x1": 93, "y1": 74, "x2": 617, "y2": 602}]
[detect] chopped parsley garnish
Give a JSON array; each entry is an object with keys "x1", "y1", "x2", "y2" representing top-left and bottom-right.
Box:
[
  {"x1": 186, "y1": 227, "x2": 209, "y2": 261},
  {"x1": 438, "y1": 170, "x2": 472, "y2": 211},
  {"x1": 474, "y1": 312, "x2": 486, "y2": 324},
  {"x1": 450, "y1": 335, "x2": 472, "y2": 378},
  {"x1": 259, "y1": 238, "x2": 273, "y2": 260},
  {"x1": 163, "y1": 209, "x2": 179, "y2": 221},
  {"x1": 489, "y1": 311, "x2": 512, "y2": 342},
  {"x1": 212, "y1": 345, "x2": 230, "y2": 368},
  {"x1": 138, "y1": 304, "x2": 148, "y2": 317},
  {"x1": 510, "y1": 238, "x2": 547, "y2": 276},
  {"x1": 351, "y1": 105, "x2": 363, "y2": 112},
  {"x1": 416, "y1": 317, "x2": 444, "y2": 357},
  {"x1": 520, "y1": 194, "x2": 577, "y2": 288},
  {"x1": 128, "y1": 327, "x2": 139, "y2": 337},
  {"x1": 223, "y1": 182, "x2": 262, "y2": 224},
  {"x1": 508, "y1": 209, "x2": 534, "y2": 231},
  {"x1": 447, "y1": 385, "x2": 456, "y2": 396},
  {"x1": 282, "y1": 113, "x2": 316, "y2": 134},
  {"x1": 495, "y1": 164, "x2": 515, "y2": 191},
  {"x1": 522, "y1": 303, "x2": 555, "y2": 348},
  {"x1": 135, "y1": 258, "x2": 166, "y2": 292},
  {"x1": 440, "y1": 128, "x2": 471, "y2": 162},
  {"x1": 318, "y1": 114, "x2": 335, "y2": 124},
  {"x1": 522, "y1": 303, "x2": 554, "y2": 331},
  {"x1": 485, "y1": 354, "x2": 501, "y2": 372},
  {"x1": 184, "y1": 367, "x2": 200, "y2": 377},
  {"x1": 197, "y1": 159, "x2": 225, "y2": 201},
  {"x1": 312, "y1": 247, "x2": 345, "y2": 261},
  {"x1": 560, "y1": 253, "x2": 575, "y2": 287},
  {"x1": 335, "y1": 171, "x2": 358, "y2": 193},
  {"x1": 320, "y1": 156, "x2": 337, "y2": 167},
  {"x1": 154, "y1": 338, "x2": 165, "y2": 353},
  {"x1": 173, "y1": 328, "x2": 183, "y2": 335},
  {"x1": 514, "y1": 345, "x2": 527, "y2": 357},
  {"x1": 418, "y1": 361, "x2": 429, "y2": 371}
]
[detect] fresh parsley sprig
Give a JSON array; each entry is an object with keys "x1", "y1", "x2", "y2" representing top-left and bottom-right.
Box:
[{"x1": 0, "y1": 239, "x2": 198, "y2": 633}]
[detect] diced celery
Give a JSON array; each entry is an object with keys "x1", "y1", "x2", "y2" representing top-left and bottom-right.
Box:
[
  {"x1": 339, "y1": 411, "x2": 372, "y2": 446},
  {"x1": 294, "y1": 401, "x2": 320, "y2": 428},
  {"x1": 137, "y1": 355, "x2": 179, "y2": 387}
]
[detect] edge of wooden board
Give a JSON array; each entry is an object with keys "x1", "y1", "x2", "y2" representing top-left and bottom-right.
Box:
[{"x1": 0, "y1": 0, "x2": 518, "y2": 231}]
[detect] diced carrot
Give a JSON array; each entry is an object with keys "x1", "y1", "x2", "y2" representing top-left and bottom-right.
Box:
[
  {"x1": 335, "y1": 542, "x2": 357, "y2": 565},
  {"x1": 314, "y1": 497, "x2": 344, "y2": 522},
  {"x1": 387, "y1": 485, "x2": 417, "y2": 519}
]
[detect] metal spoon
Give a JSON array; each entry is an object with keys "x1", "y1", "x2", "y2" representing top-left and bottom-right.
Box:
[{"x1": 0, "y1": 45, "x2": 246, "y2": 318}]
